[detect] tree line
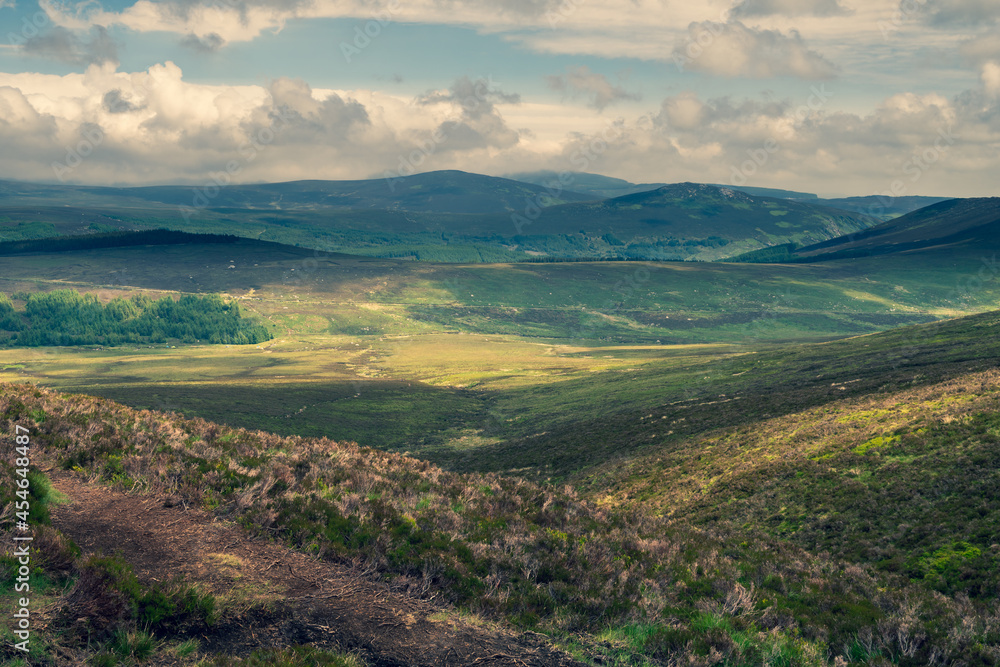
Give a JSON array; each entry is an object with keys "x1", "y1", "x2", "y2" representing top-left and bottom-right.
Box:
[{"x1": 0, "y1": 290, "x2": 271, "y2": 347}]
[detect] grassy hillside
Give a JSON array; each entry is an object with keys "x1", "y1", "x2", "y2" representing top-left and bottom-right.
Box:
[
  {"x1": 3, "y1": 229, "x2": 1000, "y2": 468},
  {"x1": 428, "y1": 309, "x2": 1000, "y2": 479},
  {"x1": 0, "y1": 234, "x2": 958, "y2": 344},
  {"x1": 3, "y1": 384, "x2": 999, "y2": 665},
  {"x1": 518, "y1": 183, "x2": 877, "y2": 260},
  {"x1": 727, "y1": 197, "x2": 1000, "y2": 265}
]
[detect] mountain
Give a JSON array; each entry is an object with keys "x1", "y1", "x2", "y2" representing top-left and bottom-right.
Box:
[
  {"x1": 504, "y1": 170, "x2": 666, "y2": 199},
  {"x1": 506, "y1": 170, "x2": 818, "y2": 201},
  {"x1": 789, "y1": 197, "x2": 999, "y2": 261},
  {"x1": 720, "y1": 185, "x2": 818, "y2": 200},
  {"x1": 815, "y1": 194, "x2": 952, "y2": 219},
  {"x1": 0, "y1": 170, "x2": 595, "y2": 215},
  {"x1": 0, "y1": 176, "x2": 880, "y2": 262},
  {"x1": 515, "y1": 182, "x2": 878, "y2": 259}
]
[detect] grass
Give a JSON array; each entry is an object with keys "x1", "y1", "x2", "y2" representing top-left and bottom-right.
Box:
[
  {"x1": 591, "y1": 365, "x2": 1000, "y2": 601},
  {"x1": 3, "y1": 384, "x2": 1000, "y2": 665},
  {"x1": 0, "y1": 467, "x2": 357, "y2": 666},
  {"x1": 4, "y1": 215, "x2": 1000, "y2": 663},
  {"x1": 203, "y1": 646, "x2": 365, "y2": 666}
]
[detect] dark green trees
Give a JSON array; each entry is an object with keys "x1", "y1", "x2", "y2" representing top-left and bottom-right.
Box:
[{"x1": 0, "y1": 290, "x2": 271, "y2": 347}]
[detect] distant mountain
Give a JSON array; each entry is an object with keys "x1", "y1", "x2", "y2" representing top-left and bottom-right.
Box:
[
  {"x1": 504, "y1": 170, "x2": 665, "y2": 199},
  {"x1": 0, "y1": 171, "x2": 595, "y2": 216},
  {"x1": 0, "y1": 173, "x2": 878, "y2": 262},
  {"x1": 815, "y1": 195, "x2": 952, "y2": 219},
  {"x1": 712, "y1": 185, "x2": 818, "y2": 200},
  {"x1": 793, "y1": 197, "x2": 998, "y2": 260},
  {"x1": 506, "y1": 170, "x2": 819, "y2": 201},
  {"x1": 515, "y1": 182, "x2": 877, "y2": 260},
  {"x1": 725, "y1": 197, "x2": 1000, "y2": 264}
]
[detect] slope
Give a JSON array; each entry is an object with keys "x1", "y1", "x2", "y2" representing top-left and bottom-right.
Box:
[
  {"x1": 0, "y1": 175, "x2": 879, "y2": 262},
  {"x1": 0, "y1": 170, "x2": 594, "y2": 215},
  {"x1": 3, "y1": 384, "x2": 999, "y2": 666},
  {"x1": 730, "y1": 197, "x2": 1000, "y2": 264},
  {"x1": 517, "y1": 183, "x2": 877, "y2": 260},
  {"x1": 505, "y1": 170, "x2": 819, "y2": 201},
  {"x1": 815, "y1": 195, "x2": 951, "y2": 219}
]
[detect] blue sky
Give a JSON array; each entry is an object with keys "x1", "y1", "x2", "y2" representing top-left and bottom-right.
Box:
[{"x1": 0, "y1": 0, "x2": 997, "y2": 196}]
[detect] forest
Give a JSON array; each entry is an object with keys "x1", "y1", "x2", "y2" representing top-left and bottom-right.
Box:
[{"x1": 0, "y1": 290, "x2": 271, "y2": 347}]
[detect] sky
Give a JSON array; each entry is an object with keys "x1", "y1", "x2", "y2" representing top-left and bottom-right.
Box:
[{"x1": 0, "y1": 0, "x2": 997, "y2": 197}]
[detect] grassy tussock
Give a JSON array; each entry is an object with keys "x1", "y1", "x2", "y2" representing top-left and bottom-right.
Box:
[{"x1": 3, "y1": 382, "x2": 999, "y2": 665}]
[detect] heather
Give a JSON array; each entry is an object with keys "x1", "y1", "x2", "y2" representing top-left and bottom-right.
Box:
[{"x1": 3, "y1": 383, "x2": 999, "y2": 665}]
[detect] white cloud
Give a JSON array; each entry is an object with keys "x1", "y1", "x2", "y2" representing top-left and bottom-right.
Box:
[
  {"x1": 983, "y1": 62, "x2": 1000, "y2": 98},
  {"x1": 528, "y1": 84, "x2": 999, "y2": 197},
  {"x1": 0, "y1": 0, "x2": 16, "y2": 9},
  {"x1": 672, "y1": 21, "x2": 839, "y2": 79},
  {"x1": 0, "y1": 55, "x2": 996, "y2": 196},
  {"x1": 0, "y1": 63, "x2": 530, "y2": 184}
]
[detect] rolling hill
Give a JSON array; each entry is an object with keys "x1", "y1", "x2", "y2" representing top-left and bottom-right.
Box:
[
  {"x1": 815, "y1": 194, "x2": 952, "y2": 219},
  {"x1": 0, "y1": 174, "x2": 883, "y2": 262},
  {"x1": 0, "y1": 170, "x2": 594, "y2": 215},
  {"x1": 515, "y1": 182, "x2": 878, "y2": 259},
  {"x1": 794, "y1": 197, "x2": 1000, "y2": 260},
  {"x1": 727, "y1": 197, "x2": 1000, "y2": 265},
  {"x1": 505, "y1": 170, "x2": 819, "y2": 201}
]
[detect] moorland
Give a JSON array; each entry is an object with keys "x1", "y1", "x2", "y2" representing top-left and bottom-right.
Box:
[{"x1": 1, "y1": 171, "x2": 999, "y2": 666}]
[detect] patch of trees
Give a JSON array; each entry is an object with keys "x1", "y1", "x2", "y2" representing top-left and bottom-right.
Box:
[{"x1": 0, "y1": 290, "x2": 271, "y2": 347}]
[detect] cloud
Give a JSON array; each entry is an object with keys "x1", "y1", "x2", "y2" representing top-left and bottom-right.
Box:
[
  {"x1": 546, "y1": 66, "x2": 640, "y2": 111},
  {"x1": 43, "y1": 0, "x2": 681, "y2": 52},
  {"x1": 960, "y1": 33, "x2": 1000, "y2": 65},
  {"x1": 255, "y1": 76, "x2": 371, "y2": 143},
  {"x1": 906, "y1": 0, "x2": 1000, "y2": 27},
  {"x1": 672, "y1": 21, "x2": 839, "y2": 79},
  {"x1": 0, "y1": 0, "x2": 16, "y2": 9},
  {"x1": 0, "y1": 61, "x2": 996, "y2": 197},
  {"x1": 536, "y1": 86, "x2": 1000, "y2": 197},
  {"x1": 0, "y1": 64, "x2": 528, "y2": 184},
  {"x1": 730, "y1": 0, "x2": 850, "y2": 18},
  {"x1": 983, "y1": 62, "x2": 1000, "y2": 98},
  {"x1": 102, "y1": 89, "x2": 144, "y2": 114},
  {"x1": 416, "y1": 76, "x2": 522, "y2": 150},
  {"x1": 22, "y1": 26, "x2": 118, "y2": 66},
  {"x1": 180, "y1": 32, "x2": 226, "y2": 53}
]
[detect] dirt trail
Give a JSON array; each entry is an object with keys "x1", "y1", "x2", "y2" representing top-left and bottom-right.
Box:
[{"x1": 47, "y1": 469, "x2": 584, "y2": 666}]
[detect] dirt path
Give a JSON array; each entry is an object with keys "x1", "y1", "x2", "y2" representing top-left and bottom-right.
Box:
[{"x1": 47, "y1": 469, "x2": 585, "y2": 667}]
